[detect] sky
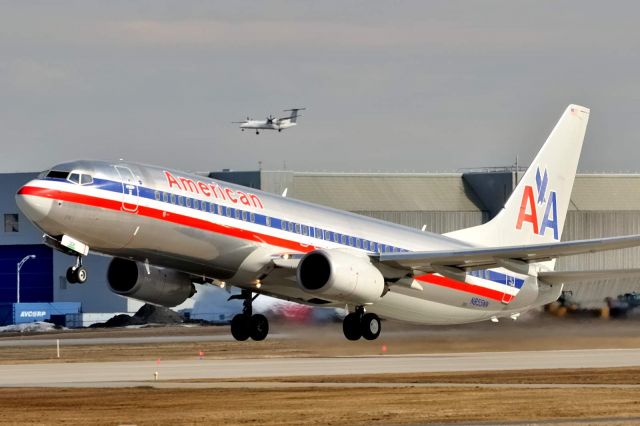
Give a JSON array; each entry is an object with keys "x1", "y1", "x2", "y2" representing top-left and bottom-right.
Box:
[{"x1": 1, "y1": 1, "x2": 640, "y2": 173}]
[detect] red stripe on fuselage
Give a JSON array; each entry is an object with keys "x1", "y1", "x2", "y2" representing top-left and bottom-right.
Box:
[
  {"x1": 415, "y1": 273, "x2": 507, "y2": 302},
  {"x1": 19, "y1": 185, "x2": 513, "y2": 303},
  {"x1": 18, "y1": 185, "x2": 314, "y2": 253}
]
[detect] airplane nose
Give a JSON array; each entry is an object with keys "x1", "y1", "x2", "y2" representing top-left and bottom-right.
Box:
[{"x1": 16, "y1": 182, "x2": 53, "y2": 223}]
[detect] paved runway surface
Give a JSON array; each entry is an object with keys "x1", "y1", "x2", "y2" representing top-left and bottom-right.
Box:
[{"x1": 1, "y1": 348, "x2": 640, "y2": 387}]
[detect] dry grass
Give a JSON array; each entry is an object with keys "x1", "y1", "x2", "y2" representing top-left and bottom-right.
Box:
[{"x1": 0, "y1": 385, "x2": 639, "y2": 425}]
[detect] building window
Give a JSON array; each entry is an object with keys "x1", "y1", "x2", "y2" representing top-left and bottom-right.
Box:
[{"x1": 4, "y1": 214, "x2": 18, "y2": 232}]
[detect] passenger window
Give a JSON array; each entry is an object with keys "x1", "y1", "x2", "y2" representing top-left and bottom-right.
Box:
[
  {"x1": 302, "y1": 225, "x2": 308, "y2": 235},
  {"x1": 170, "y1": 194, "x2": 176, "y2": 204},
  {"x1": 265, "y1": 216, "x2": 271, "y2": 227},
  {"x1": 162, "y1": 192, "x2": 168, "y2": 203},
  {"x1": 185, "y1": 198, "x2": 192, "y2": 208},
  {"x1": 250, "y1": 213, "x2": 255, "y2": 223},
  {"x1": 356, "y1": 238, "x2": 361, "y2": 248},
  {"x1": 282, "y1": 221, "x2": 288, "y2": 231},
  {"x1": 316, "y1": 228, "x2": 323, "y2": 239},
  {"x1": 341, "y1": 235, "x2": 347, "y2": 245},
  {"x1": 80, "y1": 174, "x2": 93, "y2": 185},
  {"x1": 178, "y1": 196, "x2": 185, "y2": 206},
  {"x1": 333, "y1": 233, "x2": 339, "y2": 243},
  {"x1": 201, "y1": 201, "x2": 208, "y2": 212},
  {"x1": 154, "y1": 191, "x2": 161, "y2": 201},
  {"x1": 242, "y1": 211, "x2": 248, "y2": 221},
  {"x1": 349, "y1": 236, "x2": 355, "y2": 246},
  {"x1": 226, "y1": 208, "x2": 233, "y2": 218},
  {"x1": 295, "y1": 223, "x2": 301, "y2": 234},
  {"x1": 211, "y1": 204, "x2": 216, "y2": 214},
  {"x1": 235, "y1": 209, "x2": 241, "y2": 219},
  {"x1": 193, "y1": 200, "x2": 199, "y2": 210},
  {"x1": 67, "y1": 173, "x2": 80, "y2": 184}
]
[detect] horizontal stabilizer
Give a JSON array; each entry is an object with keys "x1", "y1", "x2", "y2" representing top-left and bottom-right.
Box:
[
  {"x1": 538, "y1": 269, "x2": 640, "y2": 285},
  {"x1": 378, "y1": 234, "x2": 640, "y2": 273}
]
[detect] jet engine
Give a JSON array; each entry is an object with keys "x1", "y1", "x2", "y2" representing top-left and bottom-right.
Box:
[
  {"x1": 107, "y1": 258, "x2": 196, "y2": 307},
  {"x1": 296, "y1": 249, "x2": 385, "y2": 304}
]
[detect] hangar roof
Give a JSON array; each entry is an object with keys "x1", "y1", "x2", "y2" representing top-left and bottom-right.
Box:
[
  {"x1": 261, "y1": 171, "x2": 640, "y2": 213},
  {"x1": 261, "y1": 171, "x2": 484, "y2": 212}
]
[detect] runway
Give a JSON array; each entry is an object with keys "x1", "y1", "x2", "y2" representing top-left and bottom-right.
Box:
[{"x1": 1, "y1": 348, "x2": 639, "y2": 387}]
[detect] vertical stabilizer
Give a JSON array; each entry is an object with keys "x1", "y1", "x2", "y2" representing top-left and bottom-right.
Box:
[
  {"x1": 283, "y1": 108, "x2": 305, "y2": 123},
  {"x1": 446, "y1": 105, "x2": 590, "y2": 247}
]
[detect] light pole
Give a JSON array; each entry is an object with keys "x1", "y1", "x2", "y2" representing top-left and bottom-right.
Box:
[{"x1": 16, "y1": 255, "x2": 36, "y2": 304}]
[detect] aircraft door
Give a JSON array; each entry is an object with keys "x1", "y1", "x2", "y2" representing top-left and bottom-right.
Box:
[{"x1": 114, "y1": 166, "x2": 140, "y2": 213}]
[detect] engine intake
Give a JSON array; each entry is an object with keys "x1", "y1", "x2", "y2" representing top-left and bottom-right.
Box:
[
  {"x1": 296, "y1": 249, "x2": 385, "y2": 304},
  {"x1": 107, "y1": 258, "x2": 196, "y2": 307}
]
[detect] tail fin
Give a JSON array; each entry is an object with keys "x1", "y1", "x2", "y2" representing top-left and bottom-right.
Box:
[
  {"x1": 446, "y1": 104, "x2": 590, "y2": 247},
  {"x1": 283, "y1": 107, "x2": 305, "y2": 123}
]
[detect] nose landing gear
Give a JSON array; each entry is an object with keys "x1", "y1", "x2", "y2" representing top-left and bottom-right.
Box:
[
  {"x1": 66, "y1": 256, "x2": 87, "y2": 284},
  {"x1": 229, "y1": 289, "x2": 269, "y2": 341},
  {"x1": 343, "y1": 306, "x2": 381, "y2": 341}
]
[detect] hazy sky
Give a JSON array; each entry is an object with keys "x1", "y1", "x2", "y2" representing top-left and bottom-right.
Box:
[{"x1": 1, "y1": 1, "x2": 640, "y2": 173}]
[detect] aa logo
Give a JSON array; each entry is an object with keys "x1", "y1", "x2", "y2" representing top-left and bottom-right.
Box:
[{"x1": 515, "y1": 167, "x2": 558, "y2": 240}]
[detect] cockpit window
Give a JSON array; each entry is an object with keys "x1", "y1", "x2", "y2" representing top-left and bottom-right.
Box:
[
  {"x1": 46, "y1": 170, "x2": 70, "y2": 179},
  {"x1": 80, "y1": 174, "x2": 93, "y2": 185},
  {"x1": 68, "y1": 173, "x2": 80, "y2": 184}
]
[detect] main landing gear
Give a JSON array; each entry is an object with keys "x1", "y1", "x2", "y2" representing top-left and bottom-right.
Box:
[
  {"x1": 66, "y1": 255, "x2": 87, "y2": 284},
  {"x1": 343, "y1": 306, "x2": 381, "y2": 341},
  {"x1": 229, "y1": 289, "x2": 269, "y2": 341}
]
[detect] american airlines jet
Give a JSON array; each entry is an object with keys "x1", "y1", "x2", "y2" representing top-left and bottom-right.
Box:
[{"x1": 15, "y1": 105, "x2": 640, "y2": 341}]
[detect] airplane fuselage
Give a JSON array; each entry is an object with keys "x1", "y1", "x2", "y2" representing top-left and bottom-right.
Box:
[{"x1": 16, "y1": 160, "x2": 560, "y2": 325}]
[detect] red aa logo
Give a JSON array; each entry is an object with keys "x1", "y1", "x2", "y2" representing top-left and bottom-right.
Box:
[{"x1": 515, "y1": 168, "x2": 558, "y2": 240}]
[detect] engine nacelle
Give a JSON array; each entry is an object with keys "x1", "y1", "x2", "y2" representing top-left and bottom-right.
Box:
[
  {"x1": 296, "y1": 249, "x2": 385, "y2": 304},
  {"x1": 107, "y1": 258, "x2": 196, "y2": 307}
]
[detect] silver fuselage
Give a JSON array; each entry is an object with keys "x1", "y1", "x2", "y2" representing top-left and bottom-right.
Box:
[{"x1": 16, "y1": 160, "x2": 559, "y2": 324}]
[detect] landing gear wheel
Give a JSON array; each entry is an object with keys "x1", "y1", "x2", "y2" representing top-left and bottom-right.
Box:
[
  {"x1": 75, "y1": 266, "x2": 88, "y2": 284},
  {"x1": 361, "y1": 313, "x2": 381, "y2": 340},
  {"x1": 343, "y1": 313, "x2": 362, "y2": 341},
  {"x1": 250, "y1": 314, "x2": 269, "y2": 341},
  {"x1": 66, "y1": 267, "x2": 78, "y2": 284},
  {"x1": 230, "y1": 314, "x2": 251, "y2": 341}
]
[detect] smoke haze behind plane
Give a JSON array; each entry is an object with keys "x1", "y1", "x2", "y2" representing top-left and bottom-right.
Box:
[{"x1": 1, "y1": 1, "x2": 640, "y2": 173}]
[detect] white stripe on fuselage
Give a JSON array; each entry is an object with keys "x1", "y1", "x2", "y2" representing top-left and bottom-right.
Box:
[{"x1": 31, "y1": 177, "x2": 526, "y2": 297}]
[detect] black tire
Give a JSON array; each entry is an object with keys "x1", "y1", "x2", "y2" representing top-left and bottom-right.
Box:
[
  {"x1": 230, "y1": 314, "x2": 250, "y2": 341},
  {"x1": 361, "y1": 313, "x2": 381, "y2": 341},
  {"x1": 66, "y1": 267, "x2": 77, "y2": 284},
  {"x1": 75, "y1": 266, "x2": 88, "y2": 284},
  {"x1": 342, "y1": 313, "x2": 362, "y2": 341},
  {"x1": 250, "y1": 314, "x2": 269, "y2": 341}
]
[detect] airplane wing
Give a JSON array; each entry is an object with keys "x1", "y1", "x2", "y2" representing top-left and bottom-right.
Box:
[
  {"x1": 377, "y1": 234, "x2": 640, "y2": 273},
  {"x1": 538, "y1": 269, "x2": 640, "y2": 285}
]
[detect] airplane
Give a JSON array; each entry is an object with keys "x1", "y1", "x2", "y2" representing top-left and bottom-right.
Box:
[
  {"x1": 233, "y1": 108, "x2": 305, "y2": 134},
  {"x1": 16, "y1": 104, "x2": 640, "y2": 342}
]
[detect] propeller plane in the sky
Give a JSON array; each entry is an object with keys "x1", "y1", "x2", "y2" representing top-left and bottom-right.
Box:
[{"x1": 233, "y1": 108, "x2": 305, "y2": 134}]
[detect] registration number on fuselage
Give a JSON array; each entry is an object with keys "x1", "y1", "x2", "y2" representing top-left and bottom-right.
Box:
[{"x1": 470, "y1": 297, "x2": 489, "y2": 308}]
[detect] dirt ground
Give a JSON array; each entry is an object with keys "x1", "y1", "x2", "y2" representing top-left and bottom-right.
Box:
[
  {"x1": 1, "y1": 378, "x2": 639, "y2": 425},
  {"x1": 2, "y1": 318, "x2": 640, "y2": 424}
]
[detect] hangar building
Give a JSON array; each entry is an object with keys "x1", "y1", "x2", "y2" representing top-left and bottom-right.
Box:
[{"x1": 1, "y1": 168, "x2": 639, "y2": 321}]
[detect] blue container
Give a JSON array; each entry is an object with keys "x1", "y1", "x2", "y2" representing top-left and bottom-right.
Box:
[{"x1": 13, "y1": 302, "x2": 81, "y2": 324}]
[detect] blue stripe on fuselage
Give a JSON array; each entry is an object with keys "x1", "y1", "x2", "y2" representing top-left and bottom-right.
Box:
[{"x1": 40, "y1": 176, "x2": 525, "y2": 290}]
